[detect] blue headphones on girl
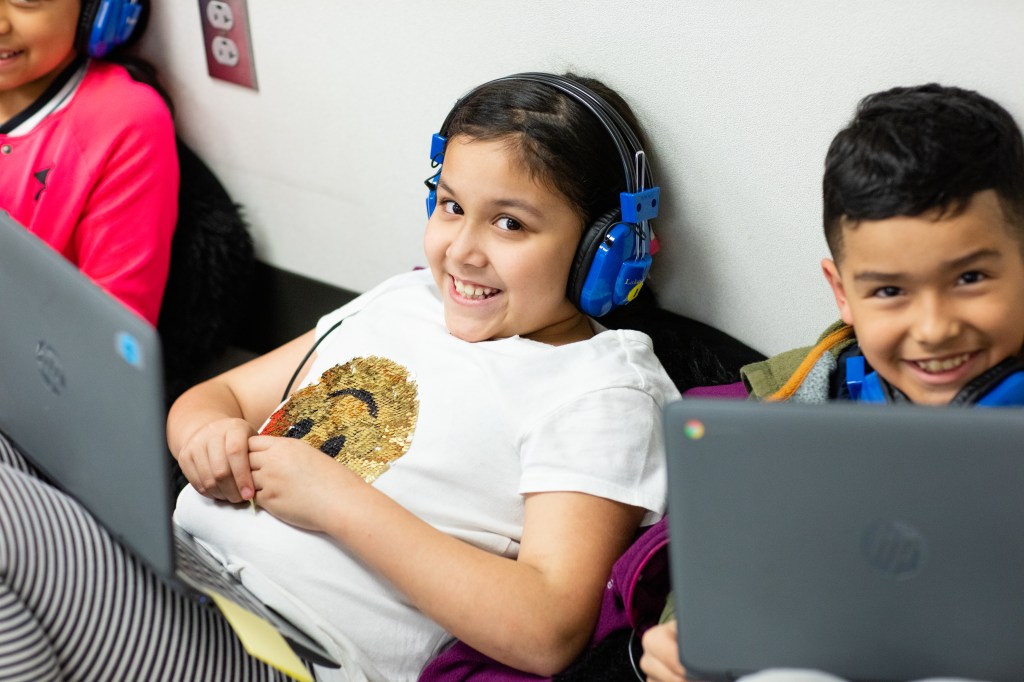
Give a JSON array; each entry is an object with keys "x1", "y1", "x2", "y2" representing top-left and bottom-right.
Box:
[
  {"x1": 77, "y1": 0, "x2": 144, "y2": 59},
  {"x1": 425, "y1": 72, "x2": 661, "y2": 318}
]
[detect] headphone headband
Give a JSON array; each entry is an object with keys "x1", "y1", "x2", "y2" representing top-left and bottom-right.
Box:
[
  {"x1": 436, "y1": 72, "x2": 654, "y2": 195},
  {"x1": 427, "y1": 72, "x2": 661, "y2": 317}
]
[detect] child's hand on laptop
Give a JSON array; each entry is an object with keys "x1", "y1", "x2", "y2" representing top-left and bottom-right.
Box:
[
  {"x1": 640, "y1": 619, "x2": 687, "y2": 682},
  {"x1": 174, "y1": 417, "x2": 258, "y2": 504}
]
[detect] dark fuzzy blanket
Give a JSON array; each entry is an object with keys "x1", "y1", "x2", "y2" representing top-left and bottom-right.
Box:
[{"x1": 158, "y1": 139, "x2": 255, "y2": 405}]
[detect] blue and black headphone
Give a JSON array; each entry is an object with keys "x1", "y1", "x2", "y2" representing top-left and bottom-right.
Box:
[
  {"x1": 77, "y1": 0, "x2": 144, "y2": 59},
  {"x1": 425, "y1": 72, "x2": 661, "y2": 318}
]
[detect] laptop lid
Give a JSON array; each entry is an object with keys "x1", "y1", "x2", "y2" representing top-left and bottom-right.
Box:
[
  {"x1": 0, "y1": 211, "x2": 175, "y2": 577},
  {"x1": 0, "y1": 213, "x2": 340, "y2": 671},
  {"x1": 664, "y1": 397, "x2": 1024, "y2": 682}
]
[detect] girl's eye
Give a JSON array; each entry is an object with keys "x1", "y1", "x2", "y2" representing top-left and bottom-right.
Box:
[
  {"x1": 957, "y1": 270, "x2": 986, "y2": 285},
  {"x1": 871, "y1": 285, "x2": 902, "y2": 299},
  {"x1": 441, "y1": 200, "x2": 463, "y2": 216},
  {"x1": 495, "y1": 216, "x2": 522, "y2": 231}
]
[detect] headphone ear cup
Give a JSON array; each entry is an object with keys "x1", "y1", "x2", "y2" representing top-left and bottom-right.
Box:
[
  {"x1": 76, "y1": 0, "x2": 102, "y2": 54},
  {"x1": 426, "y1": 189, "x2": 437, "y2": 218},
  {"x1": 78, "y1": 0, "x2": 142, "y2": 59},
  {"x1": 567, "y1": 209, "x2": 620, "y2": 310}
]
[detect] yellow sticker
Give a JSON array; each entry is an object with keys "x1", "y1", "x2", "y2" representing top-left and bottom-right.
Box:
[
  {"x1": 627, "y1": 282, "x2": 644, "y2": 302},
  {"x1": 204, "y1": 589, "x2": 313, "y2": 682}
]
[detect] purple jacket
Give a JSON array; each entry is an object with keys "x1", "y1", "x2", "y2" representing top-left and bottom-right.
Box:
[{"x1": 418, "y1": 516, "x2": 670, "y2": 681}]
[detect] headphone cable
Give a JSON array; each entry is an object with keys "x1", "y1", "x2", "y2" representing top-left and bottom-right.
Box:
[{"x1": 280, "y1": 313, "x2": 352, "y2": 402}]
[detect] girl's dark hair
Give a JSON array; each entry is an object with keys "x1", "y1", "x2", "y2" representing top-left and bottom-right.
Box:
[
  {"x1": 822, "y1": 83, "x2": 1024, "y2": 260},
  {"x1": 441, "y1": 73, "x2": 649, "y2": 227}
]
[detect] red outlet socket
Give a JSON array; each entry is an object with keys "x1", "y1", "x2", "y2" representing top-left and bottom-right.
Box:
[{"x1": 199, "y1": 0, "x2": 258, "y2": 90}]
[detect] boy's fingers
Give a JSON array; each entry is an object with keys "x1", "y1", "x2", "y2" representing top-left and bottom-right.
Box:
[{"x1": 640, "y1": 621, "x2": 687, "y2": 681}]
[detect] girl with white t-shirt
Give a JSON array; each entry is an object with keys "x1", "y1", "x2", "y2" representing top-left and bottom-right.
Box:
[{"x1": 0, "y1": 72, "x2": 678, "y2": 681}]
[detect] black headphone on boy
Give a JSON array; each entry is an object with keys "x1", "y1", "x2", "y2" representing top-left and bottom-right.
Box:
[
  {"x1": 77, "y1": 0, "x2": 144, "y2": 59},
  {"x1": 424, "y1": 72, "x2": 661, "y2": 318}
]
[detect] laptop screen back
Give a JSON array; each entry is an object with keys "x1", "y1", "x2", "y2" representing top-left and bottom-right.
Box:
[
  {"x1": 664, "y1": 397, "x2": 1024, "y2": 682},
  {"x1": 0, "y1": 212, "x2": 175, "y2": 577}
]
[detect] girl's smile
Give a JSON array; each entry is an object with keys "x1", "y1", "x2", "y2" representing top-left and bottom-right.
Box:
[
  {"x1": 450, "y1": 274, "x2": 500, "y2": 301},
  {"x1": 0, "y1": 0, "x2": 80, "y2": 121},
  {"x1": 423, "y1": 135, "x2": 592, "y2": 346}
]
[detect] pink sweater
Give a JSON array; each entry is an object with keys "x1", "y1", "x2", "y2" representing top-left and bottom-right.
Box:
[{"x1": 0, "y1": 61, "x2": 178, "y2": 325}]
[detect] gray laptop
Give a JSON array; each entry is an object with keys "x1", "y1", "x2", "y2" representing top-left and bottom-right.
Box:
[
  {"x1": 664, "y1": 397, "x2": 1024, "y2": 682},
  {"x1": 0, "y1": 211, "x2": 337, "y2": 668}
]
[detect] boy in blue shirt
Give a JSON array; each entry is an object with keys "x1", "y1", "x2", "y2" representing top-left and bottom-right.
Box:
[{"x1": 642, "y1": 83, "x2": 1024, "y2": 681}]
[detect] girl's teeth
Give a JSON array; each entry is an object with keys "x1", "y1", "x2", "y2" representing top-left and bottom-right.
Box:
[{"x1": 454, "y1": 278, "x2": 497, "y2": 299}]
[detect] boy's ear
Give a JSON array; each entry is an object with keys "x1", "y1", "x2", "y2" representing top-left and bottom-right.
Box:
[{"x1": 821, "y1": 258, "x2": 855, "y2": 326}]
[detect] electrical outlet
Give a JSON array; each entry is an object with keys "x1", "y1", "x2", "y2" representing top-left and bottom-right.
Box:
[
  {"x1": 198, "y1": 0, "x2": 257, "y2": 90},
  {"x1": 205, "y1": 1, "x2": 233, "y2": 31},
  {"x1": 211, "y1": 36, "x2": 239, "y2": 66}
]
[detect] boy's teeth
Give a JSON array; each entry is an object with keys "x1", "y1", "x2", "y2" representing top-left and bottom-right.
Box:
[
  {"x1": 453, "y1": 278, "x2": 497, "y2": 300},
  {"x1": 915, "y1": 353, "x2": 971, "y2": 373}
]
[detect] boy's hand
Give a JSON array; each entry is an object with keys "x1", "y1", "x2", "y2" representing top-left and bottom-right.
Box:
[
  {"x1": 174, "y1": 417, "x2": 257, "y2": 503},
  {"x1": 247, "y1": 434, "x2": 361, "y2": 531},
  {"x1": 640, "y1": 619, "x2": 688, "y2": 682}
]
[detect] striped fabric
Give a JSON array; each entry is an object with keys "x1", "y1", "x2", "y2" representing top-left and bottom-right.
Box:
[{"x1": 0, "y1": 433, "x2": 298, "y2": 681}]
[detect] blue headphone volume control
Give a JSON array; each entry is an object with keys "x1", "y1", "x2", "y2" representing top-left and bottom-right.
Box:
[{"x1": 578, "y1": 223, "x2": 652, "y2": 317}]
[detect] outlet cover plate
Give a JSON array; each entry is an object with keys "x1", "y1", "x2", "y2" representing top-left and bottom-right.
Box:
[{"x1": 199, "y1": 0, "x2": 258, "y2": 90}]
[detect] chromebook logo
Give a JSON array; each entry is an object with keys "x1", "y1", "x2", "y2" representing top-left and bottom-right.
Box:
[{"x1": 683, "y1": 419, "x2": 705, "y2": 440}]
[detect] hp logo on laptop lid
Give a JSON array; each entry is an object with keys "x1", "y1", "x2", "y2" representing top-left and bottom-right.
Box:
[
  {"x1": 35, "y1": 341, "x2": 67, "y2": 395},
  {"x1": 862, "y1": 518, "x2": 929, "y2": 580}
]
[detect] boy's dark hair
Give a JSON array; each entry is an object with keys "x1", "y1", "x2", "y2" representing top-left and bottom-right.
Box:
[
  {"x1": 823, "y1": 84, "x2": 1024, "y2": 260},
  {"x1": 442, "y1": 73, "x2": 650, "y2": 227}
]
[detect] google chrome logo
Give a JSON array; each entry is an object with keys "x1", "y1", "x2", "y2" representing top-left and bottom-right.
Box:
[{"x1": 683, "y1": 419, "x2": 705, "y2": 440}]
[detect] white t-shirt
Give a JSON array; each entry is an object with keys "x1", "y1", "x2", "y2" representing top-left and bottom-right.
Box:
[{"x1": 174, "y1": 269, "x2": 680, "y2": 681}]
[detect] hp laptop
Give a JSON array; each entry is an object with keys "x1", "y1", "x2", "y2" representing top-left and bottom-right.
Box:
[
  {"x1": 0, "y1": 212, "x2": 338, "y2": 671},
  {"x1": 664, "y1": 397, "x2": 1024, "y2": 682}
]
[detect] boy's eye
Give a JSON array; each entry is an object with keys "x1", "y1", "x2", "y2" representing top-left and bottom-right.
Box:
[
  {"x1": 957, "y1": 270, "x2": 986, "y2": 285},
  {"x1": 871, "y1": 285, "x2": 902, "y2": 299},
  {"x1": 442, "y1": 200, "x2": 463, "y2": 216},
  {"x1": 495, "y1": 216, "x2": 522, "y2": 231}
]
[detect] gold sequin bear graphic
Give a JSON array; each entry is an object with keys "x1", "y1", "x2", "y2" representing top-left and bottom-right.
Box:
[{"x1": 260, "y1": 356, "x2": 418, "y2": 483}]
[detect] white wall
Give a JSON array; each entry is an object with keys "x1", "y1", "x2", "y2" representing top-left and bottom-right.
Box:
[{"x1": 140, "y1": 0, "x2": 1024, "y2": 356}]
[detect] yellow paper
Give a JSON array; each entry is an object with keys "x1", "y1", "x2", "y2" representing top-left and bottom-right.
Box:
[{"x1": 205, "y1": 589, "x2": 314, "y2": 682}]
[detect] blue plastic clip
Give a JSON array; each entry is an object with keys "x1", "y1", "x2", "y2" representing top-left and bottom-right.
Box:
[
  {"x1": 429, "y1": 133, "x2": 447, "y2": 164},
  {"x1": 620, "y1": 187, "x2": 660, "y2": 223}
]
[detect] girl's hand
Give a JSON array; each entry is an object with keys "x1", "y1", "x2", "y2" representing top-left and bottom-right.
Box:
[
  {"x1": 247, "y1": 434, "x2": 359, "y2": 531},
  {"x1": 640, "y1": 620, "x2": 688, "y2": 682},
  {"x1": 174, "y1": 417, "x2": 257, "y2": 503}
]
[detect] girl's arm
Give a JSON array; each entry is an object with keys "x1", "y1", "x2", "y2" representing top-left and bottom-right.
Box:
[
  {"x1": 75, "y1": 84, "x2": 178, "y2": 326},
  {"x1": 247, "y1": 436, "x2": 644, "y2": 676},
  {"x1": 167, "y1": 330, "x2": 316, "y2": 502}
]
